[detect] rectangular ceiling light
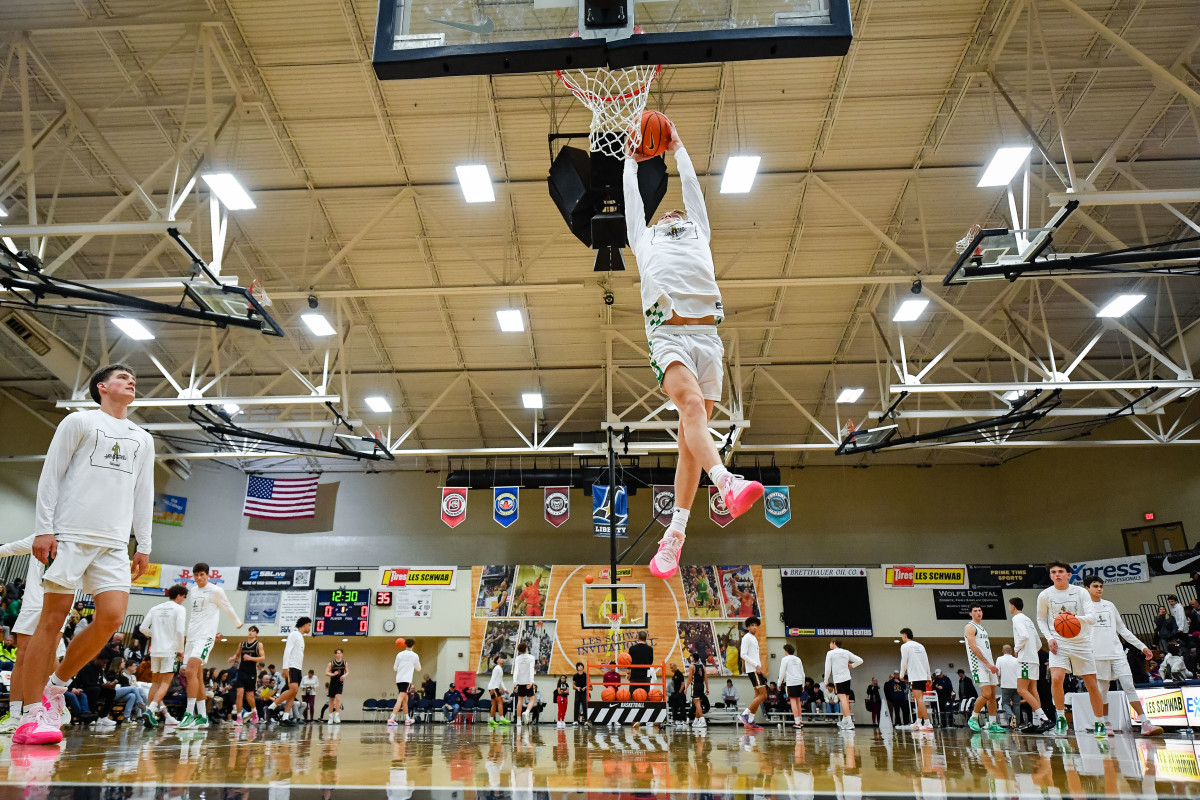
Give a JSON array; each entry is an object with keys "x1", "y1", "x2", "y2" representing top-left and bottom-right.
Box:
[
  {"x1": 0, "y1": 206, "x2": 7, "y2": 217},
  {"x1": 456, "y1": 165, "x2": 495, "y2": 203},
  {"x1": 522, "y1": 393, "x2": 543, "y2": 409},
  {"x1": 364, "y1": 396, "x2": 392, "y2": 413},
  {"x1": 893, "y1": 299, "x2": 929, "y2": 322},
  {"x1": 836, "y1": 387, "x2": 864, "y2": 404},
  {"x1": 1002, "y1": 390, "x2": 1025, "y2": 401},
  {"x1": 200, "y1": 173, "x2": 256, "y2": 210},
  {"x1": 720, "y1": 156, "x2": 761, "y2": 194},
  {"x1": 223, "y1": 403, "x2": 241, "y2": 415},
  {"x1": 301, "y1": 313, "x2": 336, "y2": 336},
  {"x1": 496, "y1": 309, "x2": 524, "y2": 332},
  {"x1": 111, "y1": 317, "x2": 154, "y2": 340},
  {"x1": 1096, "y1": 294, "x2": 1145, "y2": 318},
  {"x1": 977, "y1": 146, "x2": 1033, "y2": 187},
  {"x1": 2, "y1": 237, "x2": 17, "y2": 252}
]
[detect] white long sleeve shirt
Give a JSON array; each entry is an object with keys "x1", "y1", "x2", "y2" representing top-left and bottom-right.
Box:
[
  {"x1": 823, "y1": 647, "x2": 863, "y2": 685},
  {"x1": 0, "y1": 535, "x2": 45, "y2": 612},
  {"x1": 33, "y1": 410, "x2": 154, "y2": 553},
  {"x1": 512, "y1": 652, "x2": 535, "y2": 685},
  {"x1": 899, "y1": 640, "x2": 931, "y2": 682},
  {"x1": 624, "y1": 148, "x2": 724, "y2": 338},
  {"x1": 1172, "y1": 602, "x2": 1189, "y2": 634},
  {"x1": 1011, "y1": 611, "x2": 1042, "y2": 661},
  {"x1": 487, "y1": 663, "x2": 505, "y2": 691},
  {"x1": 282, "y1": 629, "x2": 305, "y2": 670},
  {"x1": 1091, "y1": 598, "x2": 1148, "y2": 659},
  {"x1": 140, "y1": 600, "x2": 187, "y2": 656},
  {"x1": 1037, "y1": 583, "x2": 1097, "y2": 654},
  {"x1": 186, "y1": 583, "x2": 242, "y2": 641},
  {"x1": 393, "y1": 650, "x2": 421, "y2": 683},
  {"x1": 740, "y1": 631, "x2": 761, "y2": 672},
  {"x1": 777, "y1": 654, "x2": 805, "y2": 687}
]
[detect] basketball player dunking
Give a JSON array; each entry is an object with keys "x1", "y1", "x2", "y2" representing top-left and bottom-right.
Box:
[{"x1": 624, "y1": 122, "x2": 764, "y2": 579}]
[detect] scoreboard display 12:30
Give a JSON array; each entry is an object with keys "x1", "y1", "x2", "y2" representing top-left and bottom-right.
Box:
[{"x1": 315, "y1": 589, "x2": 371, "y2": 636}]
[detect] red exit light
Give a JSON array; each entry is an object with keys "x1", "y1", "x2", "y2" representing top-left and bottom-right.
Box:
[{"x1": 1145, "y1": 512, "x2": 1155, "y2": 521}]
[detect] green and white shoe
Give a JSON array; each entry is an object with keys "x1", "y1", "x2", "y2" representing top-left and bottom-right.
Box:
[
  {"x1": 988, "y1": 723, "x2": 1007, "y2": 735},
  {"x1": 1094, "y1": 721, "x2": 1106, "y2": 738},
  {"x1": 196, "y1": 716, "x2": 209, "y2": 729},
  {"x1": 1053, "y1": 716, "x2": 1069, "y2": 737},
  {"x1": 967, "y1": 717, "x2": 981, "y2": 732},
  {"x1": 0, "y1": 713, "x2": 16, "y2": 735},
  {"x1": 177, "y1": 713, "x2": 198, "y2": 730},
  {"x1": 488, "y1": 718, "x2": 498, "y2": 727},
  {"x1": 143, "y1": 709, "x2": 159, "y2": 727}
]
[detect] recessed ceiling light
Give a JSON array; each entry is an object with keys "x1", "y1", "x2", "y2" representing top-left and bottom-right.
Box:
[
  {"x1": 112, "y1": 317, "x2": 154, "y2": 340},
  {"x1": 365, "y1": 396, "x2": 392, "y2": 413},
  {"x1": 1096, "y1": 294, "x2": 1145, "y2": 318},
  {"x1": 522, "y1": 393, "x2": 543, "y2": 409},
  {"x1": 223, "y1": 403, "x2": 241, "y2": 415},
  {"x1": 200, "y1": 173, "x2": 256, "y2": 210},
  {"x1": 456, "y1": 165, "x2": 495, "y2": 203},
  {"x1": 496, "y1": 309, "x2": 524, "y2": 332},
  {"x1": 720, "y1": 156, "x2": 761, "y2": 194},
  {"x1": 893, "y1": 299, "x2": 929, "y2": 322},
  {"x1": 301, "y1": 313, "x2": 336, "y2": 337},
  {"x1": 977, "y1": 146, "x2": 1033, "y2": 187},
  {"x1": 836, "y1": 387, "x2": 864, "y2": 404},
  {"x1": 1002, "y1": 390, "x2": 1025, "y2": 401},
  {"x1": 0, "y1": 206, "x2": 7, "y2": 218}
]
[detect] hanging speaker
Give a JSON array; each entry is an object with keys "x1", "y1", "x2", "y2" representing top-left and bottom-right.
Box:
[{"x1": 548, "y1": 146, "x2": 595, "y2": 246}]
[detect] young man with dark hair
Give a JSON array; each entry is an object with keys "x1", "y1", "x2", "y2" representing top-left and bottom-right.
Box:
[
  {"x1": 16, "y1": 364, "x2": 154, "y2": 745},
  {"x1": 1008, "y1": 596, "x2": 1052, "y2": 733},
  {"x1": 737, "y1": 616, "x2": 766, "y2": 730},
  {"x1": 512, "y1": 641, "x2": 536, "y2": 724},
  {"x1": 389, "y1": 637, "x2": 421, "y2": 727},
  {"x1": 487, "y1": 653, "x2": 509, "y2": 726},
  {"x1": 266, "y1": 617, "x2": 310, "y2": 727},
  {"x1": 965, "y1": 603, "x2": 1005, "y2": 735},
  {"x1": 777, "y1": 642, "x2": 805, "y2": 729},
  {"x1": 823, "y1": 639, "x2": 863, "y2": 730},
  {"x1": 140, "y1": 583, "x2": 189, "y2": 726},
  {"x1": 1084, "y1": 576, "x2": 1163, "y2": 736},
  {"x1": 179, "y1": 563, "x2": 243, "y2": 729},
  {"x1": 898, "y1": 628, "x2": 933, "y2": 731},
  {"x1": 229, "y1": 625, "x2": 264, "y2": 726},
  {"x1": 1038, "y1": 561, "x2": 1105, "y2": 737},
  {"x1": 571, "y1": 661, "x2": 589, "y2": 726}
]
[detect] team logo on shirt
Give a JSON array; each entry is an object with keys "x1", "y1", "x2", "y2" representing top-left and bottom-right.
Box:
[
  {"x1": 89, "y1": 431, "x2": 138, "y2": 474},
  {"x1": 651, "y1": 221, "x2": 698, "y2": 243}
]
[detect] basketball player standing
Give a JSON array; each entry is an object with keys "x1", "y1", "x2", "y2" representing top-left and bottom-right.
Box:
[
  {"x1": 1008, "y1": 597, "x2": 1052, "y2": 733},
  {"x1": 1037, "y1": 561, "x2": 1107, "y2": 737},
  {"x1": 964, "y1": 604, "x2": 1006, "y2": 735}
]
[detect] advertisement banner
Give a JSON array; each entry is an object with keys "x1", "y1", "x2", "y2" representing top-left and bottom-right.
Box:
[
  {"x1": 1131, "y1": 686, "x2": 1188, "y2": 727},
  {"x1": 1148, "y1": 548, "x2": 1200, "y2": 577},
  {"x1": 967, "y1": 564, "x2": 1051, "y2": 589},
  {"x1": 393, "y1": 587, "x2": 433, "y2": 618},
  {"x1": 379, "y1": 567, "x2": 457, "y2": 589},
  {"x1": 131, "y1": 563, "x2": 163, "y2": 589},
  {"x1": 933, "y1": 589, "x2": 1006, "y2": 620},
  {"x1": 652, "y1": 485, "x2": 674, "y2": 527},
  {"x1": 494, "y1": 487, "x2": 519, "y2": 528},
  {"x1": 1069, "y1": 555, "x2": 1149, "y2": 585},
  {"x1": 278, "y1": 591, "x2": 313, "y2": 635},
  {"x1": 237, "y1": 567, "x2": 313, "y2": 590},
  {"x1": 782, "y1": 567, "x2": 868, "y2": 578},
  {"x1": 440, "y1": 487, "x2": 467, "y2": 528},
  {"x1": 152, "y1": 494, "x2": 187, "y2": 526},
  {"x1": 591, "y1": 484, "x2": 627, "y2": 537},
  {"x1": 544, "y1": 487, "x2": 570, "y2": 528},
  {"x1": 763, "y1": 487, "x2": 791, "y2": 528},
  {"x1": 244, "y1": 591, "x2": 281, "y2": 626},
  {"x1": 883, "y1": 565, "x2": 968, "y2": 588},
  {"x1": 1184, "y1": 685, "x2": 1200, "y2": 728},
  {"x1": 160, "y1": 564, "x2": 236, "y2": 587},
  {"x1": 708, "y1": 486, "x2": 733, "y2": 527}
]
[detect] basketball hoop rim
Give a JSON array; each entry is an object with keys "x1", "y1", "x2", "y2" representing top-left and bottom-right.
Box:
[{"x1": 556, "y1": 64, "x2": 662, "y2": 104}]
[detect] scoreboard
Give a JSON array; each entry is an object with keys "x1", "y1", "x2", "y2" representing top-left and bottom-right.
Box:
[{"x1": 314, "y1": 589, "x2": 371, "y2": 636}]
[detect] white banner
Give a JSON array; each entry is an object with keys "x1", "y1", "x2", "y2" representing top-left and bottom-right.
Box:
[
  {"x1": 1069, "y1": 554, "x2": 1149, "y2": 585},
  {"x1": 393, "y1": 587, "x2": 433, "y2": 619},
  {"x1": 781, "y1": 567, "x2": 867, "y2": 578},
  {"x1": 278, "y1": 591, "x2": 314, "y2": 634}
]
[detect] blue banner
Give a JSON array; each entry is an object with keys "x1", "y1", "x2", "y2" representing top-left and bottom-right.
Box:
[
  {"x1": 764, "y1": 486, "x2": 791, "y2": 528},
  {"x1": 591, "y1": 484, "x2": 628, "y2": 537},
  {"x1": 493, "y1": 486, "x2": 519, "y2": 528}
]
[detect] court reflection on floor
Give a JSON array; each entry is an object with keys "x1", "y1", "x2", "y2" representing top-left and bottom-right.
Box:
[{"x1": 4, "y1": 723, "x2": 1198, "y2": 796}]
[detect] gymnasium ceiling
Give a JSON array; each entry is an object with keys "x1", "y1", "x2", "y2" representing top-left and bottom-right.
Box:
[{"x1": 0, "y1": 0, "x2": 1199, "y2": 472}]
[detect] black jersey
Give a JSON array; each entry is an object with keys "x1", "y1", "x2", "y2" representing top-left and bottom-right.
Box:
[{"x1": 238, "y1": 640, "x2": 260, "y2": 677}]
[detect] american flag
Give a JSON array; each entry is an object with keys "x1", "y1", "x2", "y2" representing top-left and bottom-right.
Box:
[{"x1": 243, "y1": 475, "x2": 319, "y2": 519}]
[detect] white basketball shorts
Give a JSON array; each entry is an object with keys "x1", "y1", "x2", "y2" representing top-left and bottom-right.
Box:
[
  {"x1": 1095, "y1": 657, "x2": 1133, "y2": 683},
  {"x1": 1049, "y1": 647, "x2": 1096, "y2": 675},
  {"x1": 151, "y1": 655, "x2": 176, "y2": 674},
  {"x1": 43, "y1": 540, "x2": 131, "y2": 596},
  {"x1": 647, "y1": 326, "x2": 724, "y2": 401},
  {"x1": 971, "y1": 663, "x2": 998, "y2": 687},
  {"x1": 185, "y1": 636, "x2": 216, "y2": 665}
]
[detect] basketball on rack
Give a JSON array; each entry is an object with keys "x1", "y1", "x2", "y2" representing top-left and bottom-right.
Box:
[
  {"x1": 616, "y1": 651, "x2": 632, "y2": 667},
  {"x1": 1053, "y1": 612, "x2": 1081, "y2": 638},
  {"x1": 601, "y1": 687, "x2": 616, "y2": 702},
  {"x1": 616, "y1": 687, "x2": 631, "y2": 701},
  {"x1": 648, "y1": 688, "x2": 663, "y2": 702},
  {"x1": 636, "y1": 110, "x2": 671, "y2": 158},
  {"x1": 633, "y1": 688, "x2": 647, "y2": 702}
]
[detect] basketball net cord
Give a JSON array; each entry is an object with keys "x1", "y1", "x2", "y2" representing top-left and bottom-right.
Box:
[
  {"x1": 557, "y1": 63, "x2": 662, "y2": 159},
  {"x1": 955, "y1": 224, "x2": 982, "y2": 255}
]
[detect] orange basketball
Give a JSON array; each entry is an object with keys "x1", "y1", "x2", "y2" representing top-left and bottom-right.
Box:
[
  {"x1": 636, "y1": 110, "x2": 671, "y2": 158},
  {"x1": 616, "y1": 651, "x2": 632, "y2": 667},
  {"x1": 1054, "y1": 612, "x2": 1081, "y2": 639},
  {"x1": 601, "y1": 687, "x2": 617, "y2": 702},
  {"x1": 585, "y1": 574, "x2": 594, "y2": 584},
  {"x1": 616, "y1": 687, "x2": 631, "y2": 702},
  {"x1": 648, "y1": 688, "x2": 663, "y2": 702},
  {"x1": 633, "y1": 688, "x2": 648, "y2": 702},
  {"x1": 395, "y1": 638, "x2": 404, "y2": 649}
]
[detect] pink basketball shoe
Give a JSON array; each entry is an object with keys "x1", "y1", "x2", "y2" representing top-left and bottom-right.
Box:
[
  {"x1": 649, "y1": 531, "x2": 685, "y2": 579},
  {"x1": 717, "y1": 473, "x2": 764, "y2": 519}
]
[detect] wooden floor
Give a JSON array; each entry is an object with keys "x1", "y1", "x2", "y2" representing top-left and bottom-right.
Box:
[{"x1": 1, "y1": 720, "x2": 1194, "y2": 798}]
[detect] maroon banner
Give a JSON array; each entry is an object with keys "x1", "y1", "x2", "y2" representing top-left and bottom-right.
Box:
[
  {"x1": 441, "y1": 487, "x2": 468, "y2": 528},
  {"x1": 544, "y1": 487, "x2": 570, "y2": 528},
  {"x1": 709, "y1": 486, "x2": 733, "y2": 527},
  {"x1": 652, "y1": 485, "x2": 674, "y2": 527}
]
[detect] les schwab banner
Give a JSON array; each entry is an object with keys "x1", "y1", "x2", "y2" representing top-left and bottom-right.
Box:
[
  {"x1": 883, "y1": 564, "x2": 967, "y2": 589},
  {"x1": 380, "y1": 567, "x2": 457, "y2": 589}
]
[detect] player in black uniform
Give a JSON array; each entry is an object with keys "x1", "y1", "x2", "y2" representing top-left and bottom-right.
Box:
[
  {"x1": 326, "y1": 649, "x2": 348, "y2": 724},
  {"x1": 228, "y1": 625, "x2": 263, "y2": 725}
]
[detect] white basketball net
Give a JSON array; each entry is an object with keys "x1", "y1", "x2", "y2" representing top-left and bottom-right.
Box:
[
  {"x1": 557, "y1": 64, "x2": 662, "y2": 158},
  {"x1": 955, "y1": 224, "x2": 983, "y2": 255}
]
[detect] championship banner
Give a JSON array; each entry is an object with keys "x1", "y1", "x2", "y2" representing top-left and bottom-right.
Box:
[
  {"x1": 763, "y1": 487, "x2": 791, "y2": 528},
  {"x1": 652, "y1": 485, "x2": 674, "y2": 527},
  {"x1": 380, "y1": 567, "x2": 457, "y2": 589},
  {"x1": 591, "y1": 484, "x2": 627, "y2": 537},
  {"x1": 933, "y1": 589, "x2": 1005, "y2": 620},
  {"x1": 883, "y1": 564, "x2": 967, "y2": 588},
  {"x1": 494, "y1": 487, "x2": 519, "y2": 528},
  {"x1": 544, "y1": 487, "x2": 570, "y2": 528},
  {"x1": 967, "y1": 564, "x2": 1051, "y2": 589},
  {"x1": 709, "y1": 486, "x2": 733, "y2": 527},
  {"x1": 237, "y1": 567, "x2": 313, "y2": 590},
  {"x1": 1069, "y1": 554, "x2": 1148, "y2": 585},
  {"x1": 440, "y1": 487, "x2": 467, "y2": 528},
  {"x1": 1148, "y1": 548, "x2": 1200, "y2": 577},
  {"x1": 152, "y1": 493, "x2": 187, "y2": 526}
]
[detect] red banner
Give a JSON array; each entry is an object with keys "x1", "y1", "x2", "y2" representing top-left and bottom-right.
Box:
[
  {"x1": 441, "y1": 487, "x2": 468, "y2": 528},
  {"x1": 544, "y1": 487, "x2": 570, "y2": 527},
  {"x1": 709, "y1": 486, "x2": 733, "y2": 527},
  {"x1": 652, "y1": 485, "x2": 674, "y2": 527}
]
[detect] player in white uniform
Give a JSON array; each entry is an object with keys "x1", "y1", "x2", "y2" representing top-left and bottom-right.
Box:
[
  {"x1": 512, "y1": 642, "x2": 536, "y2": 724},
  {"x1": 139, "y1": 583, "x2": 189, "y2": 726},
  {"x1": 777, "y1": 643, "x2": 805, "y2": 729},
  {"x1": 822, "y1": 640, "x2": 864, "y2": 730},
  {"x1": 1037, "y1": 561, "x2": 1106, "y2": 738},
  {"x1": 965, "y1": 604, "x2": 1005, "y2": 734},
  {"x1": 1008, "y1": 596, "x2": 1053, "y2": 733},
  {"x1": 265, "y1": 617, "x2": 311, "y2": 727},
  {"x1": 18, "y1": 364, "x2": 154, "y2": 746},
  {"x1": 389, "y1": 637, "x2": 422, "y2": 727},
  {"x1": 486, "y1": 653, "x2": 509, "y2": 726},
  {"x1": 178, "y1": 563, "x2": 243, "y2": 729},
  {"x1": 736, "y1": 616, "x2": 766, "y2": 730},
  {"x1": 898, "y1": 628, "x2": 933, "y2": 731},
  {"x1": 1084, "y1": 576, "x2": 1164, "y2": 736},
  {"x1": 624, "y1": 124, "x2": 763, "y2": 580}
]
